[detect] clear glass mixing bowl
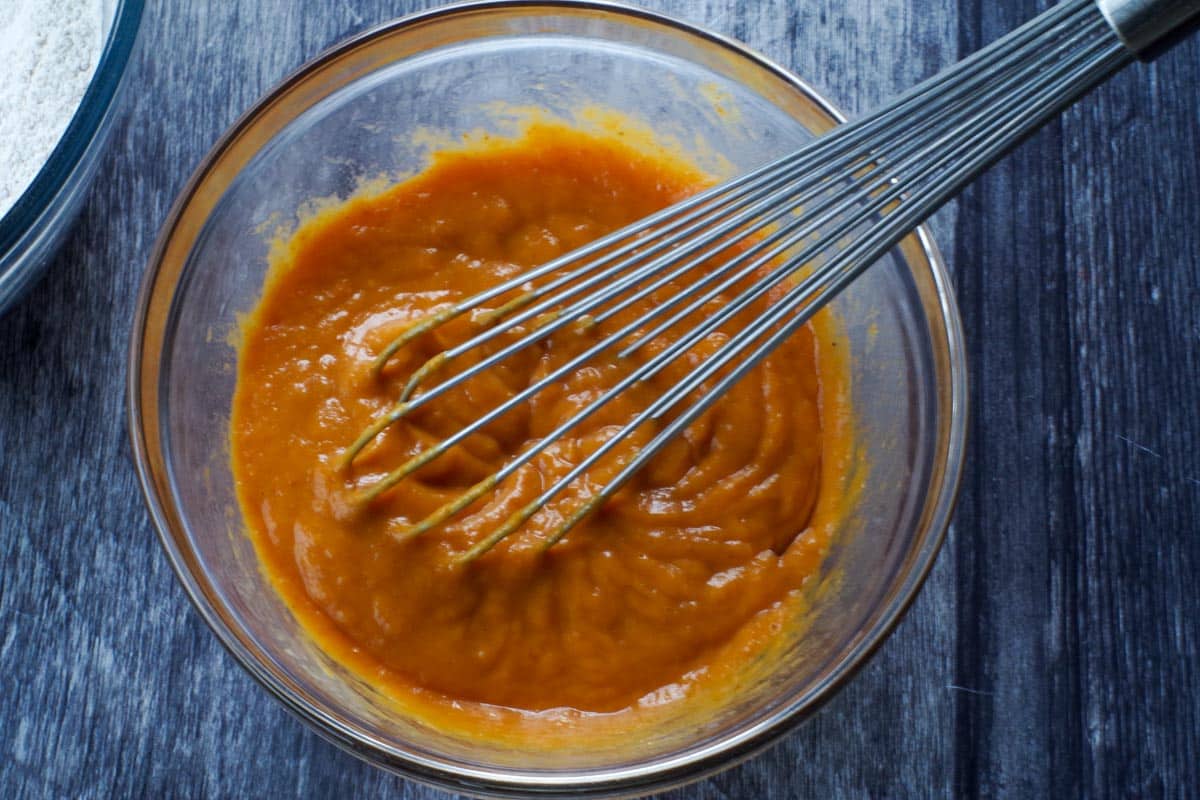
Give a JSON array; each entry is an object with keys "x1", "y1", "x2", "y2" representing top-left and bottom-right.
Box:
[{"x1": 128, "y1": 2, "x2": 966, "y2": 796}]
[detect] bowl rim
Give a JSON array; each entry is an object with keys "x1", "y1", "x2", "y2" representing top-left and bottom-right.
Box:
[
  {"x1": 0, "y1": 0, "x2": 145, "y2": 279},
  {"x1": 127, "y1": 1, "x2": 968, "y2": 795}
]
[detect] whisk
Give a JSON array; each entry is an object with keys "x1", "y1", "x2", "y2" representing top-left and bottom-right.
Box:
[{"x1": 341, "y1": 0, "x2": 1199, "y2": 563}]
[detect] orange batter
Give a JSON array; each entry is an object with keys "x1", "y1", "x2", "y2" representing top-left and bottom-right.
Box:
[{"x1": 231, "y1": 122, "x2": 854, "y2": 733}]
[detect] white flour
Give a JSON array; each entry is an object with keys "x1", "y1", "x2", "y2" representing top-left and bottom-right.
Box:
[{"x1": 0, "y1": 0, "x2": 104, "y2": 218}]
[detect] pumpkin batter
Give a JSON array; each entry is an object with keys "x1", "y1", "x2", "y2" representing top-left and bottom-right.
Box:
[{"x1": 231, "y1": 122, "x2": 854, "y2": 733}]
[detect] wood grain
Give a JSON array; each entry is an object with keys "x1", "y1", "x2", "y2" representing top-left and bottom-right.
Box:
[{"x1": 0, "y1": 0, "x2": 1196, "y2": 797}]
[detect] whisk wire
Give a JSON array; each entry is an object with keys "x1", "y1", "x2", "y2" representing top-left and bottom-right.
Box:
[
  {"x1": 366, "y1": 0, "x2": 1098, "y2": 389},
  {"x1": 603, "y1": 13, "x2": 1118, "y2": 355},
  {"x1": 345, "y1": 0, "x2": 1136, "y2": 560},
  {"x1": 537, "y1": 36, "x2": 1133, "y2": 550},
  {"x1": 381, "y1": 0, "x2": 1107, "y2": 409}
]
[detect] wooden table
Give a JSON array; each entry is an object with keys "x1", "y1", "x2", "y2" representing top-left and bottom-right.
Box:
[{"x1": 2, "y1": 1, "x2": 1197, "y2": 796}]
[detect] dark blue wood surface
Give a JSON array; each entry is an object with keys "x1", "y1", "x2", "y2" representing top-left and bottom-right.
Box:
[{"x1": 1, "y1": 1, "x2": 1197, "y2": 797}]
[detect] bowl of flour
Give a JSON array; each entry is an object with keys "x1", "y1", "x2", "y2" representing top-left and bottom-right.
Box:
[{"x1": 0, "y1": 0, "x2": 144, "y2": 315}]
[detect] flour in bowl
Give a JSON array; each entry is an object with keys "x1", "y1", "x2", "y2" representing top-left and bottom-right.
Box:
[{"x1": 0, "y1": 0, "x2": 104, "y2": 218}]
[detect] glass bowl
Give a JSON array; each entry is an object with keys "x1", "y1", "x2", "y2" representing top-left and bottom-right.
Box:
[
  {"x1": 128, "y1": 2, "x2": 966, "y2": 796},
  {"x1": 0, "y1": 0, "x2": 145, "y2": 316}
]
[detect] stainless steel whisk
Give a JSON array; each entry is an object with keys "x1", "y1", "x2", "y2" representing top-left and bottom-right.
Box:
[{"x1": 342, "y1": 0, "x2": 1199, "y2": 563}]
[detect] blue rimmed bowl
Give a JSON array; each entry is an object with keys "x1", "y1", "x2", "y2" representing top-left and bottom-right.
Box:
[{"x1": 0, "y1": 0, "x2": 144, "y2": 315}]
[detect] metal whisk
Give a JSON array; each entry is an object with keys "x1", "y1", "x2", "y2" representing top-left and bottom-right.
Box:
[{"x1": 341, "y1": 0, "x2": 1199, "y2": 563}]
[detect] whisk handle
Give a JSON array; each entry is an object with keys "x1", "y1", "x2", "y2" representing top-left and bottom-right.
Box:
[{"x1": 1096, "y1": 0, "x2": 1200, "y2": 55}]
